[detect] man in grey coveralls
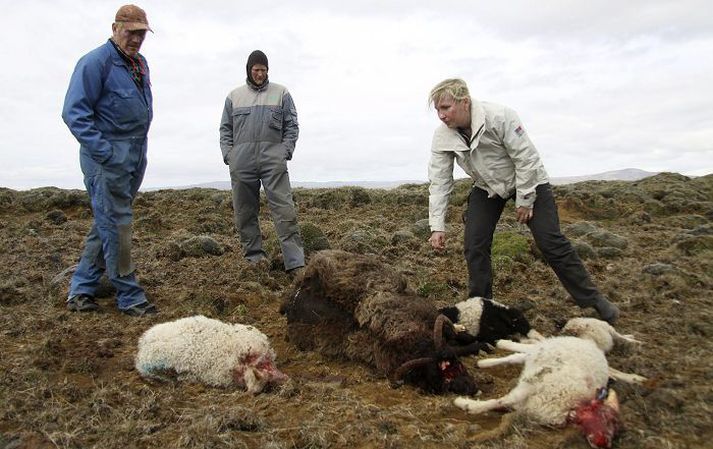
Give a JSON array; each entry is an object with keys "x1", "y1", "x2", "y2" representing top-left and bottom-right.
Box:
[{"x1": 219, "y1": 50, "x2": 305, "y2": 274}]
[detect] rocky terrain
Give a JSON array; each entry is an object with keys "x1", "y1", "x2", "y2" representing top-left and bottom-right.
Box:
[{"x1": 1, "y1": 172, "x2": 712, "y2": 449}]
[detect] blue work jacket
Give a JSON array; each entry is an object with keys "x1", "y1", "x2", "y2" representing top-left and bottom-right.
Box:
[{"x1": 62, "y1": 39, "x2": 153, "y2": 166}]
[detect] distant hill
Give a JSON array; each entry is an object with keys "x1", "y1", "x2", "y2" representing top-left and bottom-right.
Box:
[
  {"x1": 145, "y1": 168, "x2": 660, "y2": 191},
  {"x1": 549, "y1": 168, "x2": 659, "y2": 185},
  {"x1": 147, "y1": 180, "x2": 425, "y2": 191}
]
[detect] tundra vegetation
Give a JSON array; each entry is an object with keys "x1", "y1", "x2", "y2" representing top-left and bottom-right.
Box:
[{"x1": 1, "y1": 172, "x2": 712, "y2": 449}]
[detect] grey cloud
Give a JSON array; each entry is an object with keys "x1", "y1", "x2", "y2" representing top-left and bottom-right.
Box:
[{"x1": 0, "y1": 1, "x2": 711, "y2": 191}]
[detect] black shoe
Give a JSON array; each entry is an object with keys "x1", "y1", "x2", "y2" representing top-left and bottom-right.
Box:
[
  {"x1": 594, "y1": 297, "x2": 620, "y2": 325},
  {"x1": 121, "y1": 301, "x2": 158, "y2": 317},
  {"x1": 67, "y1": 294, "x2": 99, "y2": 312}
]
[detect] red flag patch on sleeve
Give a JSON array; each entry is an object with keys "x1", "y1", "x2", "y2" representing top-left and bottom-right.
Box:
[{"x1": 514, "y1": 125, "x2": 525, "y2": 137}]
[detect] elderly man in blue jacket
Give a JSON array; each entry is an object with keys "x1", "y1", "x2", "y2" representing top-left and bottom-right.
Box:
[{"x1": 61, "y1": 4, "x2": 156, "y2": 316}]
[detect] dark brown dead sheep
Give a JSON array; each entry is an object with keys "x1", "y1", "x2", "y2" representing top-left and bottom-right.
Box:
[{"x1": 280, "y1": 250, "x2": 483, "y2": 395}]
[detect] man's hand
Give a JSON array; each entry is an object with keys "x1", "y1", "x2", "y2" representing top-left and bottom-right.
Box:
[
  {"x1": 429, "y1": 231, "x2": 446, "y2": 251},
  {"x1": 515, "y1": 206, "x2": 533, "y2": 223}
]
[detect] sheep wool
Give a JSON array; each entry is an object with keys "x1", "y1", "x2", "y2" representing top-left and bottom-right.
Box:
[
  {"x1": 507, "y1": 337, "x2": 609, "y2": 425},
  {"x1": 439, "y1": 296, "x2": 532, "y2": 344},
  {"x1": 561, "y1": 317, "x2": 638, "y2": 353},
  {"x1": 455, "y1": 318, "x2": 644, "y2": 448},
  {"x1": 135, "y1": 315, "x2": 281, "y2": 393},
  {"x1": 281, "y1": 250, "x2": 479, "y2": 395},
  {"x1": 452, "y1": 297, "x2": 486, "y2": 335}
]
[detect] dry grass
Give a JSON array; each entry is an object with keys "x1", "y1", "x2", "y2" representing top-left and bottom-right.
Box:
[{"x1": 1, "y1": 174, "x2": 712, "y2": 448}]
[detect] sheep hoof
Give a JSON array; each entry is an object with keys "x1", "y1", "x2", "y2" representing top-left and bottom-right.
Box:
[{"x1": 454, "y1": 397, "x2": 490, "y2": 414}]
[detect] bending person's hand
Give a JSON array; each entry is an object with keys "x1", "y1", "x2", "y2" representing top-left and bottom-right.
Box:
[
  {"x1": 429, "y1": 231, "x2": 446, "y2": 251},
  {"x1": 516, "y1": 206, "x2": 533, "y2": 224}
]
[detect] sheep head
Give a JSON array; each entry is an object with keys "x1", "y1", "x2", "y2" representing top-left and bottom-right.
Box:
[
  {"x1": 562, "y1": 317, "x2": 641, "y2": 353},
  {"x1": 391, "y1": 354, "x2": 477, "y2": 395},
  {"x1": 391, "y1": 314, "x2": 479, "y2": 395},
  {"x1": 568, "y1": 387, "x2": 621, "y2": 449},
  {"x1": 234, "y1": 352, "x2": 289, "y2": 394}
]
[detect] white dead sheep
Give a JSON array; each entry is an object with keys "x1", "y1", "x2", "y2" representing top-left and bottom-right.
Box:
[
  {"x1": 135, "y1": 315, "x2": 288, "y2": 393},
  {"x1": 454, "y1": 318, "x2": 645, "y2": 448}
]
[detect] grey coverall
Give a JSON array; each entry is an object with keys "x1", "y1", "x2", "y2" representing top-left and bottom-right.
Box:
[{"x1": 219, "y1": 80, "x2": 305, "y2": 270}]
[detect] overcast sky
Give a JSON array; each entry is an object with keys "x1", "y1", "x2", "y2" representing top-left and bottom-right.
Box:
[{"x1": 1, "y1": 0, "x2": 711, "y2": 190}]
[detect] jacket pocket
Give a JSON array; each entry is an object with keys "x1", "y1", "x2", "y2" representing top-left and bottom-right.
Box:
[
  {"x1": 103, "y1": 140, "x2": 130, "y2": 169},
  {"x1": 268, "y1": 107, "x2": 283, "y2": 130},
  {"x1": 232, "y1": 107, "x2": 251, "y2": 133},
  {"x1": 111, "y1": 89, "x2": 145, "y2": 125},
  {"x1": 232, "y1": 107, "x2": 252, "y2": 116}
]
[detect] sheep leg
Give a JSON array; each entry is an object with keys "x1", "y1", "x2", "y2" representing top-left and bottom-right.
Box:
[
  {"x1": 477, "y1": 352, "x2": 528, "y2": 368},
  {"x1": 495, "y1": 339, "x2": 535, "y2": 353},
  {"x1": 454, "y1": 383, "x2": 531, "y2": 415},
  {"x1": 609, "y1": 367, "x2": 647, "y2": 384},
  {"x1": 612, "y1": 331, "x2": 641, "y2": 345},
  {"x1": 521, "y1": 329, "x2": 546, "y2": 343}
]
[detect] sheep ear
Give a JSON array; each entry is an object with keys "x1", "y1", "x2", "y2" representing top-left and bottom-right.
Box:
[{"x1": 243, "y1": 367, "x2": 267, "y2": 394}]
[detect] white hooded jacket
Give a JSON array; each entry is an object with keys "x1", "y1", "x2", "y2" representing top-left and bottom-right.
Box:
[{"x1": 428, "y1": 99, "x2": 549, "y2": 232}]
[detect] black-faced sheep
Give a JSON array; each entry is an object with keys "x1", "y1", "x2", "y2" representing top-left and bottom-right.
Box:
[
  {"x1": 454, "y1": 318, "x2": 645, "y2": 448},
  {"x1": 135, "y1": 315, "x2": 288, "y2": 394},
  {"x1": 438, "y1": 296, "x2": 541, "y2": 345},
  {"x1": 280, "y1": 249, "x2": 483, "y2": 395}
]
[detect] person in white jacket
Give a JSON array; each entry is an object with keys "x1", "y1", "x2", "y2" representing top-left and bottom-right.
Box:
[{"x1": 426, "y1": 78, "x2": 619, "y2": 324}]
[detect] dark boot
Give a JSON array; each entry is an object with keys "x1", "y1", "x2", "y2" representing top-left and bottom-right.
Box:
[
  {"x1": 593, "y1": 297, "x2": 620, "y2": 324},
  {"x1": 66, "y1": 294, "x2": 99, "y2": 312}
]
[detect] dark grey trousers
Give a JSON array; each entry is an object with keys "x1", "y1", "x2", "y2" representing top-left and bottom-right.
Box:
[
  {"x1": 464, "y1": 183, "x2": 602, "y2": 307},
  {"x1": 230, "y1": 160, "x2": 305, "y2": 271}
]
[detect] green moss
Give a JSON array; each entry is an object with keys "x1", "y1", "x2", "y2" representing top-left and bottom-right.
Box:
[
  {"x1": 16, "y1": 187, "x2": 88, "y2": 212},
  {"x1": 492, "y1": 254, "x2": 517, "y2": 272},
  {"x1": 675, "y1": 235, "x2": 713, "y2": 256},
  {"x1": 309, "y1": 189, "x2": 348, "y2": 210},
  {"x1": 338, "y1": 228, "x2": 388, "y2": 254},
  {"x1": 492, "y1": 231, "x2": 531, "y2": 262},
  {"x1": 349, "y1": 187, "x2": 371, "y2": 207},
  {"x1": 300, "y1": 222, "x2": 330, "y2": 253},
  {"x1": 0, "y1": 188, "x2": 15, "y2": 209},
  {"x1": 416, "y1": 281, "x2": 450, "y2": 298}
]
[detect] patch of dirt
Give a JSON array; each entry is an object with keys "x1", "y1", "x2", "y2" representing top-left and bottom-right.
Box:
[{"x1": 1, "y1": 173, "x2": 712, "y2": 448}]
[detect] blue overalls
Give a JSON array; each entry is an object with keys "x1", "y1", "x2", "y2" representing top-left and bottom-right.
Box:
[{"x1": 62, "y1": 40, "x2": 152, "y2": 310}]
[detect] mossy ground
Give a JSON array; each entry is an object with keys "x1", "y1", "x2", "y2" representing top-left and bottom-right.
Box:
[{"x1": 1, "y1": 173, "x2": 712, "y2": 448}]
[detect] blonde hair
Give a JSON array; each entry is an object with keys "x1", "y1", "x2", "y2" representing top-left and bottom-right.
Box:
[{"x1": 429, "y1": 78, "x2": 470, "y2": 108}]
